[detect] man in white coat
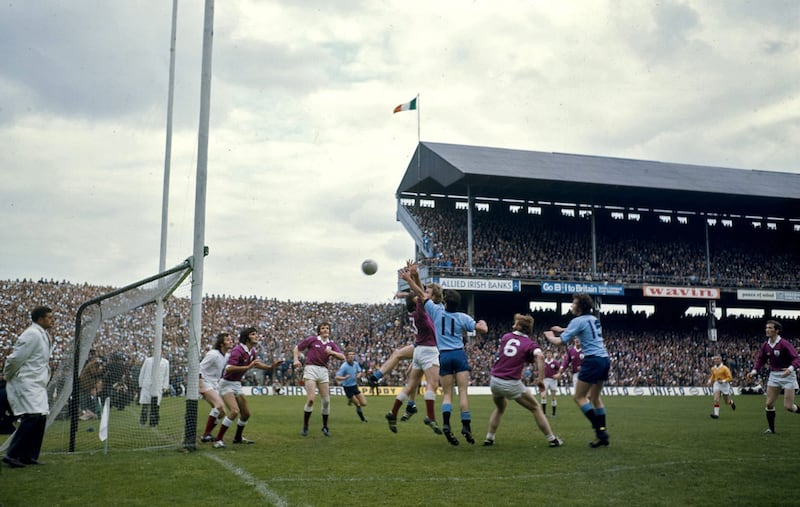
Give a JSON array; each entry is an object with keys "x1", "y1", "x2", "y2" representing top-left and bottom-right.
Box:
[
  {"x1": 138, "y1": 355, "x2": 170, "y2": 427},
  {"x1": 3, "y1": 306, "x2": 55, "y2": 468}
]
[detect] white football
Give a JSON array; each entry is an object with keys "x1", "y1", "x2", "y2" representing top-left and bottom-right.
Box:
[{"x1": 361, "y1": 259, "x2": 378, "y2": 275}]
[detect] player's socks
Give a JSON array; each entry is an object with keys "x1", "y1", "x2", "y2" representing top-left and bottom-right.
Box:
[
  {"x1": 216, "y1": 417, "x2": 232, "y2": 441},
  {"x1": 373, "y1": 371, "x2": 384, "y2": 381},
  {"x1": 442, "y1": 403, "x2": 452, "y2": 427},
  {"x1": 713, "y1": 403, "x2": 720, "y2": 417},
  {"x1": 595, "y1": 407, "x2": 606, "y2": 429},
  {"x1": 580, "y1": 403, "x2": 598, "y2": 428},
  {"x1": 203, "y1": 415, "x2": 217, "y2": 435},
  {"x1": 234, "y1": 421, "x2": 246, "y2": 441},
  {"x1": 357, "y1": 407, "x2": 365, "y2": 421},
  {"x1": 767, "y1": 408, "x2": 776, "y2": 432},
  {"x1": 425, "y1": 398, "x2": 436, "y2": 420},
  {"x1": 322, "y1": 414, "x2": 329, "y2": 427}
]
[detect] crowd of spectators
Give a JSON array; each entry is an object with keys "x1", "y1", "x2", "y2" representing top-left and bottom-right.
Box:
[
  {"x1": 408, "y1": 203, "x2": 800, "y2": 290},
  {"x1": 2, "y1": 279, "x2": 796, "y2": 403}
]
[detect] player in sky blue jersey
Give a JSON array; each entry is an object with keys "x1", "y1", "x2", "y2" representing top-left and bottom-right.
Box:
[
  {"x1": 405, "y1": 265, "x2": 488, "y2": 446},
  {"x1": 335, "y1": 350, "x2": 368, "y2": 422},
  {"x1": 545, "y1": 294, "x2": 611, "y2": 448}
]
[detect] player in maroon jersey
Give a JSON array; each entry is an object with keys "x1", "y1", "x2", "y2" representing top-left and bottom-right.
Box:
[
  {"x1": 212, "y1": 327, "x2": 283, "y2": 448},
  {"x1": 746, "y1": 320, "x2": 800, "y2": 434},
  {"x1": 482, "y1": 313, "x2": 562, "y2": 447},
  {"x1": 294, "y1": 322, "x2": 346, "y2": 437},
  {"x1": 558, "y1": 338, "x2": 583, "y2": 391}
]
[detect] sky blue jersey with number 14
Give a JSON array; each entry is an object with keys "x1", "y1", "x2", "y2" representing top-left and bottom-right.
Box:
[{"x1": 560, "y1": 314, "x2": 608, "y2": 358}]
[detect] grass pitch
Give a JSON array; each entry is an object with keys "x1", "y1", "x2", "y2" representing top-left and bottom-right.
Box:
[{"x1": 2, "y1": 394, "x2": 798, "y2": 506}]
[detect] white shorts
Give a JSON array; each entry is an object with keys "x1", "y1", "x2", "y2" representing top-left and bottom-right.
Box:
[
  {"x1": 412, "y1": 346, "x2": 439, "y2": 371},
  {"x1": 199, "y1": 377, "x2": 219, "y2": 395},
  {"x1": 490, "y1": 376, "x2": 527, "y2": 400},
  {"x1": 303, "y1": 364, "x2": 330, "y2": 384},
  {"x1": 218, "y1": 379, "x2": 243, "y2": 397},
  {"x1": 767, "y1": 370, "x2": 799, "y2": 390},
  {"x1": 543, "y1": 377, "x2": 558, "y2": 393},
  {"x1": 713, "y1": 381, "x2": 732, "y2": 396}
]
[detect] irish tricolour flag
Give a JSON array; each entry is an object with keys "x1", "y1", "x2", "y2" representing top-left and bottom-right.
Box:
[{"x1": 393, "y1": 97, "x2": 417, "y2": 113}]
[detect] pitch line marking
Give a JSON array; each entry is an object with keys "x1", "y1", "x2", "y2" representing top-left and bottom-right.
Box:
[{"x1": 203, "y1": 451, "x2": 290, "y2": 507}]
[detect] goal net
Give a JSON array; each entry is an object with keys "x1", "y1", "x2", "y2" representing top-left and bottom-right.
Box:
[{"x1": 2, "y1": 260, "x2": 194, "y2": 454}]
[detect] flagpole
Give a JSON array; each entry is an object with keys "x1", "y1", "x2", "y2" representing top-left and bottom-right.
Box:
[{"x1": 416, "y1": 93, "x2": 420, "y2": 181}]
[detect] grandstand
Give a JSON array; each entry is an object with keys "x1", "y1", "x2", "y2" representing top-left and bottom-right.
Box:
[
  {"x1": 395, "y1": 141, "x2": 800, "y2": 325},
  {"x1": 1, "y1": 143, "x2": 798, "y2": 427}
]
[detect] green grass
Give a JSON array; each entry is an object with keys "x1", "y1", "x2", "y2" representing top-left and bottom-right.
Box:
[{"x1": 3, "y1": 395, "x2": 799, "y2": 506}]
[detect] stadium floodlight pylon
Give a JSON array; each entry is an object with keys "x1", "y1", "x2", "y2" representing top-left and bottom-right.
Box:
[{"x1": 0, "y1": 259, "x2": 193, "y2": 455}]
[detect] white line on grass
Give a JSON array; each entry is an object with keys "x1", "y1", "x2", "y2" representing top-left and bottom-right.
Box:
[{"x1": 203, "y1": 451, "x2": 290, "y2": 507}]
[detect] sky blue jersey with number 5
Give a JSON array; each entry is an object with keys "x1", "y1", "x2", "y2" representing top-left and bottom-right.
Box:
[{"x1": 560, "y1": 314, "x2": 608, "y2": 358}]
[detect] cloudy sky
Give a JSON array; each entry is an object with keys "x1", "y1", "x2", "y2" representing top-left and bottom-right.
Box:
[{"x1": 1, "y1": 0, "x2": 798, "y2": 304}]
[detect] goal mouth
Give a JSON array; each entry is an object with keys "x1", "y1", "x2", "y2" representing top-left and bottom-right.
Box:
[{"x1": 2, "y1": 259, "x2": 193, "y2": 454}]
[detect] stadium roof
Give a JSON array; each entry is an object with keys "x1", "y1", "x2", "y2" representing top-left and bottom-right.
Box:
[{"x1": 396, "y1": 142, "x2": 800, "y2": 219}]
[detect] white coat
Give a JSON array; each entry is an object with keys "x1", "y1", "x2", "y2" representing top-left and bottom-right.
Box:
[
  {"x1": 138, "y1": 357, "x2": 170, "y2": 405},
  {"x1": 3, "y1": 323, "x2": 51, "y2": 416}
]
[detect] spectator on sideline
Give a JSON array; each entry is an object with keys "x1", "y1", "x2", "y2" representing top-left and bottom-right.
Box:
[
  {"x1": 213, "y1": 327, "x2": 282, "y2": 447},
  {"x1": 3, "y1": 305, "x2": 55, "y2": 468},
  {"x1": 746, "y1": 320, "x2": 800, "y2": 434},
  {"x1": 708, "y1": 354, "x2": 735, "y2": 419},
  {"x1": 545, "y1": 294, "x2": 611, "y2": 448},
  {"x1": 199, "y1": 332, "x2": 233, "y2": 442},
  {"x1": 335, "y1": 350, "x2": 368, "y2": 422},
  {"x1": 294, "y1": 322, "x2": 345, "y2": 437},
  {"x1": 483, "y1": 313, "x2": 562, "y2": 447},
  {"x1": 138, "y1": 354, "x2": 170, "y2": 427}
]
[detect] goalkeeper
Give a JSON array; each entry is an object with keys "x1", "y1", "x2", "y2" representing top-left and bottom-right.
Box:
[{"x1": 708, "y1": 355, "x2": 735, "y2": 419}]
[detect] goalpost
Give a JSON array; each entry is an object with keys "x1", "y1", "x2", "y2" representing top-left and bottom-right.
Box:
[{"x1": 0, "y1": 260, "x2": 196, "y2": 454}]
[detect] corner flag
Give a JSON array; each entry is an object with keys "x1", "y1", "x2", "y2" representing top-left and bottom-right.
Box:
[{"x1": 99, "y1": 397, "x2": 111, "y2": 442}]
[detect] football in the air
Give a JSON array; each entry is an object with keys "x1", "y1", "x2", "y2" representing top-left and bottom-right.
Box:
[{"x1": 361, "y1": 259, "x2": 378, "y2": 275}]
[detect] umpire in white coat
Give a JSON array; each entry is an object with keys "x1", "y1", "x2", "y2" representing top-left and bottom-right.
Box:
[
  {"x1": 2, "y1": 306, "x2": 55, "y2": 468},
  {"x1": 138, "y1": 355, "x2": 169, "y2": 426}
]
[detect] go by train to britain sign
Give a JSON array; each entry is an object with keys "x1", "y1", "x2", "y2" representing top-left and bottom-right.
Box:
[{"x1": 541, "y1": 281, "x2": 625, "y2": 296}]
